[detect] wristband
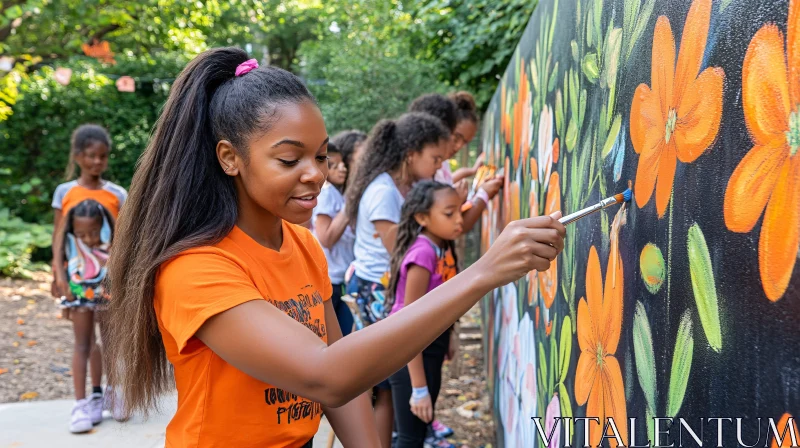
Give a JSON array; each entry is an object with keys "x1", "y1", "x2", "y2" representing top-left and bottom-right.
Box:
[
  {"x1": 412, "y1": 386, "x2": 429, "y2": 399},
  {"x1": 473, "y1": 188, "x2": 490, "y2": 206}
]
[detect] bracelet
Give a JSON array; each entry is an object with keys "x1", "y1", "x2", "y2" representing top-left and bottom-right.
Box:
[
  {"x1": 473, "y1": 188, "x2": 490, "y2": 206},
  {"x1": 412, "y1": 386, "x2": 429, "y2": 399}
]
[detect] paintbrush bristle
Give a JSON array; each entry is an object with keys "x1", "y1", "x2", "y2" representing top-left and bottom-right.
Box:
[{"x1": 612, "y1": 189, "x2": 633, "y2": 203}]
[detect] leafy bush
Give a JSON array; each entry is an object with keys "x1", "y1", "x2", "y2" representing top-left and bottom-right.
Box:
[
  {"x1": 0, "y1": 55, "x2": 185, "y2": 223},
  {"x1": 407, "y1": 0, "x2": 539, "y2": 109},
  {"x1": 0, "y1": 208, "x2": 52, "y2": 278}
]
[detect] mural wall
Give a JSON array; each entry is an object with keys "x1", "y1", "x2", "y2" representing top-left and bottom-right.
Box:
[{"x1": 478, "y1": 0, "x2": 800, "y2": 446}]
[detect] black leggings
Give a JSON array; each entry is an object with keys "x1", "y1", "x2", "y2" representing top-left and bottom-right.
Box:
[{"x1": 389, "y1": 352, "x2": 446, "y2": 448}]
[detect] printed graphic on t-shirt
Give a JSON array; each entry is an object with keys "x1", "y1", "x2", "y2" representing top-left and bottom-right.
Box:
[
  {"x1": 263, "y1": 286, "x2": 327, "y2": 425},
  {"x1": 266, "y1": 287, "x2": 327, "y2": 339},
  {"x1": 437, "y1": 249, "x2": 457, "y2": 283},
  {"x1": 264, "y1": 387, "x2": 323, "y2": 425}
]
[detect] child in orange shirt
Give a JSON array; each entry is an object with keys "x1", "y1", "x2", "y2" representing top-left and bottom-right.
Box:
[
  {"x1": 50, "y1": 124, "x2": 128, "y2": 432},
  {"x1": 104, "y1": 47, "x2": 566, "y2": 448}
]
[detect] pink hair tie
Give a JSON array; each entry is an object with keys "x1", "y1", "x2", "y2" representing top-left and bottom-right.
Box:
[{"x1": 235, "y1": 59, "x2": 259, "y2": 77}]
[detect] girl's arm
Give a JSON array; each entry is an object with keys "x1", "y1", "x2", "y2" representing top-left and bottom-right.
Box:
[
  {"x1": 461, "y1": 200, "x2": 486, "y2": 233},
  {"x1": 452, "y1": 154, "x2": 484, "y2": 184},
  {"x1": 195, "y1": 214, "x2": 565, "y2": 408},
  {"x1": 373, "y1": 220, "x2": 398, "y2": 253},
  {"x1": 451, "y1": 167, "x2": 478, "y2": 184},
  {"x1": 461, "y1": 177, "x2": 503, "y2": 232},
  {"x1": 320, "y1": 299, "x2": 380, "y2": 446},
  {"x1": 403, "y1": 265, "x2": 433, "y2": 390},
  {"x1": 404, "y1": 266, "x2": 434, "y2": 422},
  {"x1": 51, "y1": 209, "x2": 69, "y2": 299},
  {"x1": 314, "y1": 210, "x2": 349, "y2": 249}
]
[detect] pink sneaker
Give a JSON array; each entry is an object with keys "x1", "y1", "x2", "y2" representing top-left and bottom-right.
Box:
[{"x1": 432, "y1": 420, "x2": 454, "y2": 438}]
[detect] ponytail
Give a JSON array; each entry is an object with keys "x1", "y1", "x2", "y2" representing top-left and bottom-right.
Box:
[{"x1": 345, "y1": 119, "x2": 398, "y2": 225}]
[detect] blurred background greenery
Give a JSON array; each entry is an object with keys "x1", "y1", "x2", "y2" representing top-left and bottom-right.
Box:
[{"x1": 0, "y1": 0, "x2": 536, "y2": 276}]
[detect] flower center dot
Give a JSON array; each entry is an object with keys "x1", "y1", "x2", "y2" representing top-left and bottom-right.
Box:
[
  {"x1": 596, "y1": 341, "x2": 604, "y2": 367},
  {"x1": 665, "y1": 109, "x2": 678, "y2": 144}
]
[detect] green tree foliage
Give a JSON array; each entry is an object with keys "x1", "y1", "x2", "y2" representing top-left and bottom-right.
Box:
[
  {"x1": 406, "y1": 0, "x2": 539, "y2": 109},
  {"x1": 295, "y1": 0, "x2": 448, "y2": 133}
]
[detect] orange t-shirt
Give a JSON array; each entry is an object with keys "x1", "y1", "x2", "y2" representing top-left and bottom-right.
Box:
[
  {"x1": 51, "y1": 180, "x2": 127, "y2": 218},
  {"x1": 154, "y1": 223, "x2": 333, "y2": 448}
]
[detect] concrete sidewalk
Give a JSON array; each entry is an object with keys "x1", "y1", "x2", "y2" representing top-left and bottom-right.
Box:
[{"x1": 0, "y1": 395, "x2": 342, "y2": 448}]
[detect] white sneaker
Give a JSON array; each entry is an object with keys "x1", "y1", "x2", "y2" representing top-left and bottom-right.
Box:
[
  {"x1": 70, "y1": 399, "x2": 93, "y2": 434},
  {"x1": 103, "y1": 386, "x2": 128, "y2": 422},
  {"x1": 88, "y1": 392, "x2": 103, "y2": 425}
]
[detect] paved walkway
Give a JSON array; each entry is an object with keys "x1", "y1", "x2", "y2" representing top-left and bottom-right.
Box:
[{"x1": 0, "y1": 395, "x2": 342, "y2": 448}]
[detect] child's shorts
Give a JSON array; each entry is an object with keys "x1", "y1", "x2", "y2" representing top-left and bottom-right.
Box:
[
  {"x1": 346, "y1": 275, "x2": 392, "y2": 391},
  {"x1": 59, "y1": 281, "x2": 108, "y2": 311}
]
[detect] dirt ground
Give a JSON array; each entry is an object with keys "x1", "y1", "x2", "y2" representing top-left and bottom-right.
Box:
[
  {"x1": 0, "y1": 273, "x2": 495, "y2": 447},
  {"x1": 0, "y1": 273, "x2": 77, "y2": 403},
  {"x1": 437, "y1": 308, "x2": 496, "y2": 448}
]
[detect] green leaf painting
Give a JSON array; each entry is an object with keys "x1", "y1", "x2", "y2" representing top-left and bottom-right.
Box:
[
  {"x1": 559, "y1": 315, "x2": 572, "y2": 382},
  {"x1": 633, "y1": 301, "x2": 657, "y2": 415},
  {"x1": 602, "y1": 114, "x2": 622, "y2": 159},
  {"x1": 687, "y1": 223, "x2": 723, "y2": 352},
  {"x1": 667, "y1": 311, "x2": 694, "y2": 417}
]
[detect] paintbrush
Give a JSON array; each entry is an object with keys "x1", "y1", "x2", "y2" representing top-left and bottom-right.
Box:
[{"x1": 558, "y1": 189, "x2": 632, "y2": 225}]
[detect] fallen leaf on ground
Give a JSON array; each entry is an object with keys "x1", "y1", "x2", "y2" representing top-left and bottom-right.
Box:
[
  {"x1": 12, "y1": 341, "x2": 19, "y2": 347},
  {"x1": 13, "y1": 359, "x2": 19, "y2": 364},
  {"x1": 19, "y1": 391, "x2": 38, "y2": 400},
  {"x1": 17, "y1": 318, "x2": 24, "y2": 325},
  {"x1": 27, "y1": 340, "x2": 37, "y2": 346},
  {"x1": 17, "y1": 331, "x2": 24, "y2": 337},
  {"x1": 0, "y1": 368, "x2": 8, "y2": 375},
  {"x1": 13, "y1": 369, "x2": 21, "y2": 375},
  {"x1": 27, "y1": 299, "x2": 35, "y2": 304}
]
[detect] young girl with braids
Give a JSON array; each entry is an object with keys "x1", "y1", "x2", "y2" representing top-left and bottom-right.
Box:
[
  {"x1": 385, "y1": 181, "x2": 463, "y2": 448},
  {"x1": 105, "y1": 47, "x2": 565, "y2": 447}
]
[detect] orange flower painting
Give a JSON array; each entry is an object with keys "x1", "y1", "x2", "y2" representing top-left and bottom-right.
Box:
[
  {"x1": 771, "y1": 413, "x2": 799, "y2": 448},
  {"x1": 575, "y1": 246, "x2": 626, "y2": 448},
  {"x1": 539, "y1": 172, "x2": 561, "y2": 309},
  {"x1": 629, "y1": 0, "x2": 724, "y2": 217},
  {"x1": 513, "y1": 63, "x2": 533, "y2": 172},
  {"x1": 723, "y1": 0, "x2": 800, "y2": 302}
]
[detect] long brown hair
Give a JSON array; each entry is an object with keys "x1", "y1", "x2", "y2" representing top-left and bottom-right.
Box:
[{"x1": 105, "y1": 47, "x2": 314, "y2": 418}]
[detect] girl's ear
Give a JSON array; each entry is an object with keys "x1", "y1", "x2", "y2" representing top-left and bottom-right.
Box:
[
  {"x1": 414, "y1": 212, "x2": 430, "y2": 228},
  {"x1": 216, "y1": 140, "x2": 239, "y2": 176}
]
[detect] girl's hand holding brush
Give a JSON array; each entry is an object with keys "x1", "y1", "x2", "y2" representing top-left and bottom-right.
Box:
[{"x1": 470, "y1": 211, "x2": 566, "y2": 290}]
